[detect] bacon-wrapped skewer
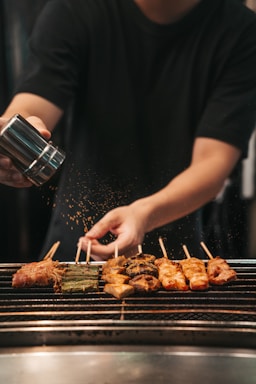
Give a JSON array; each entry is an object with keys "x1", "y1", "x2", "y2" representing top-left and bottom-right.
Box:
[
  {"x1": 200, "y1": 242, "x2": 237, "y2": 285},
  {"x1": 180, "y1": 245, "x2": 209, "y2": 291},
  {"x1": 12, "y1": 241, "x2": 65, "y2": 292},
  {"x1": 155, "y1": 237, "x2": 188, "y2": 291}
]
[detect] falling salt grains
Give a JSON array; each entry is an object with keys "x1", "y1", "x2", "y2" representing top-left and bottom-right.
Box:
[{"x1": 43, "y1": 162, "x2": 137, "y2": 237}]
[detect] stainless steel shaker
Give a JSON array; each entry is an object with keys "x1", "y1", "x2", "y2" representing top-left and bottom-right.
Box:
[{"x1": 0, "y1": 114, "x2": 66, "y2": 186}]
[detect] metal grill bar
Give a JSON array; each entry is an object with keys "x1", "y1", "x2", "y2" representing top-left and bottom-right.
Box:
[{"x1": 1, "y1": 261, "x2": 256, "y2": 347}]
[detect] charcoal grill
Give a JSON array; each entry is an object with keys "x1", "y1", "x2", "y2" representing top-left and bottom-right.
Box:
[{"x1": 1, "y1": 260, "x2": 256, "y2": 348}]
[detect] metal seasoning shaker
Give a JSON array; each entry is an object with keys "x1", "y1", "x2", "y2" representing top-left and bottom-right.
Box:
[{"x1": 0, "y1": 114, "x2": 66, "y2": 186}]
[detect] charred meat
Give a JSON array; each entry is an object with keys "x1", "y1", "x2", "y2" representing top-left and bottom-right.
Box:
[
  {"x1": 126, "y1": 261, "x2": 158, "y2": 278},
  {"x1": 125, "y1": 253, "x2": 156, "y2": 266},
  {"x1": 129, "y1": 274, "x2": 161, "y2": 292}
]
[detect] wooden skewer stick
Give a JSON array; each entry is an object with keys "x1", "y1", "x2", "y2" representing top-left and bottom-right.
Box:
[
  {"x1": 138, "y1": 244, "x2": 143, "y2": 254},
  {"x1": 86, "y1": 239, "x2": 92, "y2": 264},
  {"x1": 200, "y1": 241, "x2": 214, "y2": 259},
  {"x1": 158, "y1": 237, "x2": 168, "y2": 259},
  {"x1": 182, "y1": 244, "x2": 191, "y2": 259},
  {"x1": 44, "y1": 241, "x2": 60, "y2": 260},
  {"x1": 114, "y1": 243, "x2": 118, "y2": 259},
  {"x1": 75, "y1": 242, "x2": 82, "y2": 264}
]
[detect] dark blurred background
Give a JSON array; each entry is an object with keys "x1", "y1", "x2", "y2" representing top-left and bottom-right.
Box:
[
  {"x1": 0, "y1": 0, "x2": 56, "y2": 262},
  {"x1": 0, "y1": 0, "x2": 255, "y2": 262}
]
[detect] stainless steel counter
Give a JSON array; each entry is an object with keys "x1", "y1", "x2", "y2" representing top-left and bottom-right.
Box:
[{"x1": 1, "y1": 345, "x2": 256, "y2": 384}]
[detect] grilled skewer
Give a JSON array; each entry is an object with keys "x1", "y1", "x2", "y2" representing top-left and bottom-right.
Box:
[
  {"x1": 61, "y1": 264, "x2": 99, "y2": 293},
  {"x1": 155, "y1": 237, "x2": 188, "y2": 291},
  {"x1": 103, "y1": 246, "x2": 135, "y2": 298},
  {"x1": 61, "y1": 240, "x2": 99, "y2": 293},
  {"x1": 180, "y1": 245, "x2": 209, "y2": 290},
  {"x1": 101, "y1": 249, "x2": 130, "y2": 284},
  {"x1": 12, "y1": 241, "x2": 66, "y2": 291},
  {"x1": 200, "y1": 242, "x2": 237, "y2": 285}
]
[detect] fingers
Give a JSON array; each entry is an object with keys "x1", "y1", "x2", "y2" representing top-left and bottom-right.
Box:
[
  {"x1": 78, "y1": 237, "x2": 117, "y2": 261},
  {"x1": 78, "y1": 231, "x2": 142, "y2": 261},
  {"x1": 78, "y1": 205, "x2": 146, "y2": 261},
  {"x1": 0, "y1": 155, "x2": 32, "y2": 188},
  {"x1": 85, "y1": 210, "x2": 120, "y2": 239}
]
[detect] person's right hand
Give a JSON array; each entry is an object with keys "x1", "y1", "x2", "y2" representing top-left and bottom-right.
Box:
[{"x1": 0, "y1": 115, "x2": 51, "y2": 188}]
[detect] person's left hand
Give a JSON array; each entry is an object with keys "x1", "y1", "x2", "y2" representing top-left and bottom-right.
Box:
[{"x1": 78, "y1": 204, "x2": 148, "y2": 261}]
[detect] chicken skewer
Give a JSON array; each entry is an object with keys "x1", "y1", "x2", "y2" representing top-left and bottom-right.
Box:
[
  {"x1": 158, "y1": 237, "x2": 168, "y2": 259},
  {"x1": 180, "y1": 245, "x2": 209, "y2": 290},
  {"x1": 200, "y1": 241, "x2": 237, "y2": 285},
  {"x1": 155, "y1": 237, "x2": 188, "y2": 291}
]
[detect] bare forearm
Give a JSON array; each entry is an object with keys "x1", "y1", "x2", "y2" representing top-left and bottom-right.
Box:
[
  {"x1": 1, "y1": 93, "x2": 63, "y2": 131},
  {"x1": 131, "y1": 165, "x2": 223, "y2": 232},
  {"x1": 130, "y1": 140, "x2": 241, "y2": 233}
]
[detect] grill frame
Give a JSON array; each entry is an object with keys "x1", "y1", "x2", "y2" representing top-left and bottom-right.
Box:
[{"x1": 1, "y1": 260, "x2": 256, "y2": 348}]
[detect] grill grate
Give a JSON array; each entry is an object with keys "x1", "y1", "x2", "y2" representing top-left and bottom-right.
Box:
[{"x1": 1, "y1": 261, "x2": 256, "y2": 347}]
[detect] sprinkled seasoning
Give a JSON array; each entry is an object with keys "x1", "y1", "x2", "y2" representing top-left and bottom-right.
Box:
[{"x1": 41, "y1": 161, "x2": 133, "y2": 242}]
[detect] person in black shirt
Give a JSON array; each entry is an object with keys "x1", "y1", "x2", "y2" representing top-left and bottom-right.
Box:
[{"x1": 1, "y1": 0, "x2": 256, "y2": 260}]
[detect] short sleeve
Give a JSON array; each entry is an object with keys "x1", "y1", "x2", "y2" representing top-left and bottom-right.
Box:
[
  {"x1": 196, "y1": 21, "x2": 256, "y2": 154},
  {"x1": 14, "y1": 0, "x2": 88, "y2": 110}
]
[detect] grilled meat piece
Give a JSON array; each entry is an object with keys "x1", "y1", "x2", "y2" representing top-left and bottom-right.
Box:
[
  {"x1": 125, "y1": 253, "x2": 156, "y2": 266},
  {"x1": 126, "y1": 261, "x2": 158, "y2": 278},
  {"x1": 12, "y1": 258, "x2": 66, "y2": 291},
  {"x1": 104, "y1": 283, "x2": 135, "y2": 299},
  {"x1": 102, "y1": 255, "x2": 127, "y2": 275},
  {"x1": 102, "y1": 273, "x2": 130, "y2": 284},
  {"x1": 155, "y1": 258, "x2": 188, "y2": 291},
  {"x1": 179, "y1": 257, "x2": 209, "y2": 290},
  {"x1": 129, "y1": 274, "x2": 161, "y2": 292},
  {"x1": 207, "y1": 256, "x2": 237, "y2": 285}
]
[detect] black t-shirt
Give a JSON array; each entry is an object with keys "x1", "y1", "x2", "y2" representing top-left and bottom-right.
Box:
[{"x1": 15, "y1": 0, "x2": 256, "y2": 260}]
